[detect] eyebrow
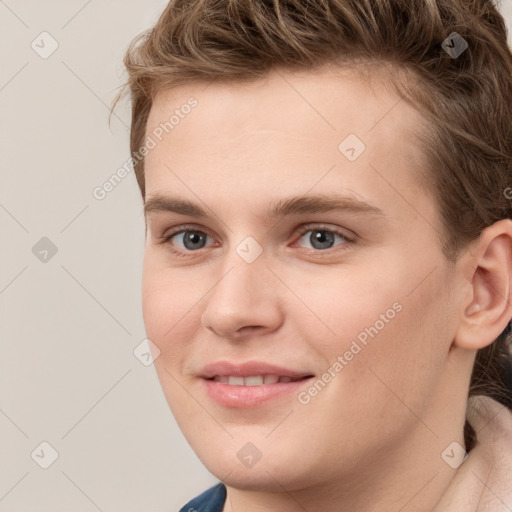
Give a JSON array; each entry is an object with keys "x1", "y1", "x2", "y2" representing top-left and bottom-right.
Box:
[{"x1": 144, "y1": 193, "x2": 385, "y2": 220}]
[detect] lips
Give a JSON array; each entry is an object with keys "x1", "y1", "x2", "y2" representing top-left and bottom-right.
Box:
[
  {"x1": 198, "y1": 360, "x2": 315, "y2": 407},
  {"x1": 211, "y1": 375, "x2": 305, "y2": 385},
  {"x1": 199, "y1": 360, "x2": 314, "y2": 381}
]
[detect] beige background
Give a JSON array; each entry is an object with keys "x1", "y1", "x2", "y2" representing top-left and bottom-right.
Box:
[{"x1": 1, "y1": 1, "x2": 511, "y2": 510}]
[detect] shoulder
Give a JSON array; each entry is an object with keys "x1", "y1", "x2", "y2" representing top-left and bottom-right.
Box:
[
  {"x1": 434, "y1": 396, "x2": 512, "y2": 511},
  {"x1": 178, "y1": 482, "x2": 227, "y2": 512}
]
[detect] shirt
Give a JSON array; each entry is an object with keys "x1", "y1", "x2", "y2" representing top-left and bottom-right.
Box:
[
  {"x1": 433, "y1": 395, "x2": 512, "y2": 511},
  {"x1": 179, "y1": 482, "x2": 227, "y2": 512}
]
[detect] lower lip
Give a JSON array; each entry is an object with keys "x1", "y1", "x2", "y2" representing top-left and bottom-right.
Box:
[{"x1": 202, "y1": 377, "x2": 314, "y2": 408}]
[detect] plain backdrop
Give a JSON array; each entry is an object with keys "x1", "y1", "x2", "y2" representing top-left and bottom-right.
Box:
[{"x1": 1, "y1": 1, "x2": 511, "y2": 511}]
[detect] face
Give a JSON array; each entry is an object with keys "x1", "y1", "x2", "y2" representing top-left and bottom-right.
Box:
[{"x1": 141, "y1": 66, "x2": 463, "y2": 492}]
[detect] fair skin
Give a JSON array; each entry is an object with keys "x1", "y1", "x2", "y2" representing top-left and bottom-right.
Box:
[{"x1": 141, "y1": 65, "x2": 512, "y2": 512}]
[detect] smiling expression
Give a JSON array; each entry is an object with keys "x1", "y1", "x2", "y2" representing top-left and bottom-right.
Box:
[{"x1": 141, "y1": 65, "x2": 465, "y2": 493}]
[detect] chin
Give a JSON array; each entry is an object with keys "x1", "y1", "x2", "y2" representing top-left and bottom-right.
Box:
[{"x1": 191, "y1": 437, "x2": 315, "y2": 490}]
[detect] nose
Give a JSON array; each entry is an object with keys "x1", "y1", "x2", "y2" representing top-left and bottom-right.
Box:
[{"x1": 200, "y1": 249, "x2": 284, "y2": 341}]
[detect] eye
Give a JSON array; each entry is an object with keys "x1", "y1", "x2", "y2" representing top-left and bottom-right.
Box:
[
  {"x1": 160, "y1": 225, "x2": 215, "y2": 257},
  {"x1": 292, "y1": 225, "x2": 352, "y2": 252},
  {"x1": 157, "y1": 223, "x2": 353, "y2": 258}
]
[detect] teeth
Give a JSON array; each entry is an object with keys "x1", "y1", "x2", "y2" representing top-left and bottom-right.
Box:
[
  {"x1": 211, "y1": 375, "x2": 300, "y2": 385},
  {"x1": 244, "y1": 376, "x2": 264, "y2": 386}
]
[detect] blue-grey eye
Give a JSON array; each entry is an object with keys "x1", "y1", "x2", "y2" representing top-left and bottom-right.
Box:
[
  {"x1": 297, "y1": 229, "x2": 346, "y2": 250},
  {"x1": 173, "y1": 231, "x2": 210, "y2": 251}
]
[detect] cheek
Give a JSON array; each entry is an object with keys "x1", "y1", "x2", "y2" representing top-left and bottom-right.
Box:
[
  {"x1": 335, "y1": 273, "x2": 451, "y2": 421},
  {"x1": 282, "y1": 262, "x2": 404, "y2": 354},
  {"x1": 141, "y1": 253, "x2": 204, "y2": 344},
  {"x1": 303, "y1": 260, "x2": 449, "y2": 413},
  {"x1": 141, "y1": 260, "x2": 202, "y2": 416}
]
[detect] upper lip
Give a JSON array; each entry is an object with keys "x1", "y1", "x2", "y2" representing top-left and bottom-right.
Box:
[{"x1": 199, "y1": 361, "x2": 314, "y2": 379}]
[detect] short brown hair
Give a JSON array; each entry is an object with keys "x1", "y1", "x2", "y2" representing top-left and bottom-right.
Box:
[{"x1": 111, "y1": 0, "x2": 512, "y2": 451}]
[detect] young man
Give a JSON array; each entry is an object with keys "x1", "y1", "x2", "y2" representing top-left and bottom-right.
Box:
[{"x1": 112, "y1": 0, "x2": 512, "y2": 510}]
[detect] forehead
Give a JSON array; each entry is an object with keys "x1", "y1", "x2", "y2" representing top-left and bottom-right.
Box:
[
  {"x1": 145, "y1": 65, "x2": 427, "y2": 166},
  {"x1": 148, "y1": 64, "x2": 420, "y2": 129},
  {"x1": 143, "y1": 66, "x2": 435, "y2": 228}
]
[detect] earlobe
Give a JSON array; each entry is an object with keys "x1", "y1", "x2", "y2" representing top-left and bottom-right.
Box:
[{"x1": 454, "y1": 219, "x2": 512, "y2": 351}]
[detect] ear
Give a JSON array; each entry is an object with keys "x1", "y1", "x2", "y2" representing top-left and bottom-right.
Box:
[{"x1": 454, "y1": 218, "x2": 512, "y2": 351}]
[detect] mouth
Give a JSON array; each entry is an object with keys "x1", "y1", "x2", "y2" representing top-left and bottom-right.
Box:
[
  {"x1": 201, "y1": 372, "x2": 315, "y2": 407},
  {"x1": 198, "y1": 360, "x2": 315, "y2": 407},
  {"x1": 207, "y1": 374, "x2": 313, "y2": 385}
]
